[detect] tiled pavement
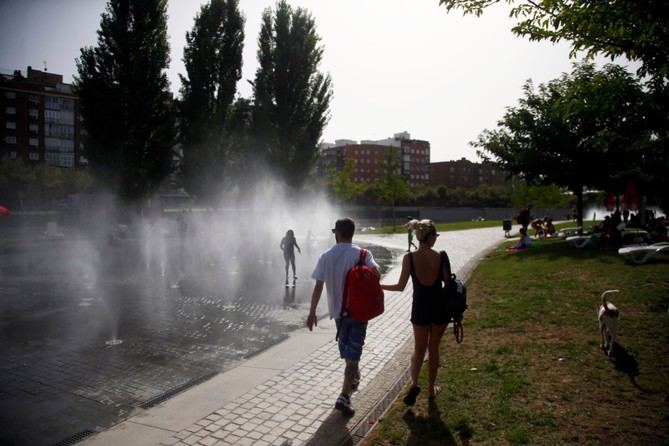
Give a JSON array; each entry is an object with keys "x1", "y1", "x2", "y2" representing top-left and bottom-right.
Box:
[{"x1": 82, "y1": 227, "x2": 506, "y2": 446}]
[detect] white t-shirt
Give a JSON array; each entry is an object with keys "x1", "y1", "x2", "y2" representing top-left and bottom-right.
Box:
[{"x1": 311, "y1": 242, "x2": 380, "y2": 319}]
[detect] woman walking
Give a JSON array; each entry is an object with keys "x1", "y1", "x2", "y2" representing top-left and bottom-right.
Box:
[{"x1": 381, "y1": 219, "x2": 451, "y2": 404}]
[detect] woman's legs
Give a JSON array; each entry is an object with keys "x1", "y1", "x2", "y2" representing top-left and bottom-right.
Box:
[
  {"x1": 411, "y1": 324, "x2": 429, "y2": 387},
  {"x1": 427, "y1": 324, "x2": 447, "y2": 397},
  {"x1": 403, "y1": 324, "x2": 429, "y2": 405},
  {"x1": 289, "y1": 254, "x2": 297, "y2": 279}
]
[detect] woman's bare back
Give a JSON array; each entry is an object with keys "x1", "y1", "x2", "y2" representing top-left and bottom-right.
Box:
[{"x1": 409, "y1": 249, "x2": 443, "y2": 286}]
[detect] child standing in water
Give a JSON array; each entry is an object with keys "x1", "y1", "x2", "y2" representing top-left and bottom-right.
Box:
[{"x1": 280, "y1": 229, "x2": 301, "y2": 285}]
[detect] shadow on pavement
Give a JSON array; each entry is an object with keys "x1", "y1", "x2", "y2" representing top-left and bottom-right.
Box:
[{"x1": 305, "y1": 411, "x2": 353, "y2": 446}]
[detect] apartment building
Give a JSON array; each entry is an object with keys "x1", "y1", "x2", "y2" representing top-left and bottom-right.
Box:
[
  {"x1": 429, "y1": 158, "x2": 508, "y2": 188},
  {"x1": 319, "y1": 132, "x2": 430, "y2": 187},
  {"x1": 1, "y1": 66, "x2": 84, "y2": 168}
]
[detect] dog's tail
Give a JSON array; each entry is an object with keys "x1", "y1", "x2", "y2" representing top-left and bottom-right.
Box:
[{"x1": 601, "y1": 289, "x2": 620, "y2": 310}]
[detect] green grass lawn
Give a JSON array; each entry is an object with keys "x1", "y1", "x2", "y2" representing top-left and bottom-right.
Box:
[
  {"x1": 371, "y1": 219, "x2": 596, "y2": 235},
  {"x1": 373, "y1": 220, "x2": 505, "y2": 234},
  {"x1": 364, "y1": 238, "x2": 669, "y2": 446}
]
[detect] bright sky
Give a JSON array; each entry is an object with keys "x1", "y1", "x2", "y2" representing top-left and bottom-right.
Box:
[{"x1": 0, "y1": 0, "x2": 633, "y2": 162}]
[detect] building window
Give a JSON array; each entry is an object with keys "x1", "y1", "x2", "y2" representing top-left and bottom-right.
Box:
[
  {"x1": 29, "y1": 123, "x2": 39, "y2": 133},
  {"x1": 5, "y1": 106, "x2": 16, "y2": 115},
  {"x1": 45, "y1": 152, "x2": 73, "y2": 166},
  {"x1": 59, "y1": 110, "x2": 75, "y2": 124},
  {"x1": 60, "y1": 98, "x2": 75, "y2": 111},
  {"x1": 10, "y1": 151, "x2": 17, "y2": 159},
  {"x1": 29, "y1": 108, "x2": 39, "y2": 119},
  {"x1": 29, "y1": 94, "x2": 39, "y2": 105},
  {"x1": 29, "y1": 138, "x2": 39, "y2": 147},
  {"x1": 45, "y1": 96, "x2": 60, "y2": 110},
  {"x1": 46, "y1": 123, "x2": 74, "y2": 138},
  {"x1": 29, "y1": 152, "x2": 39, "y2": 161},
  {"x1": 5, "y1": 91, "x2": 17, "y2": 99},
  {"x1": 6, "y1": 121, "x2": 16, "y2": 130},
  {"x1": 5, "y1": 136, "x2": 17, "y2": 144}
]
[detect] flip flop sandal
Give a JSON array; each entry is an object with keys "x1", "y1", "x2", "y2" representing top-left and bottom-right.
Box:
[
  {"x1": 403, "y1": 385, "x2": 421, "y2": 406},
  {"x1": 428, "y1": 384, "x2": 442, "y2": 402}
]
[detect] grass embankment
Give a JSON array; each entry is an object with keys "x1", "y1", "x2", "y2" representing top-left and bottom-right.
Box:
[
  {"x1": 374, "y1": 220, "x2": 505, "y2": 234},
  {"x1": 364, "y1": 238, "x2": 669, "y2": 446},
  {"x1": 373, "y1": 219, "x2": 591, "y2": 234}
]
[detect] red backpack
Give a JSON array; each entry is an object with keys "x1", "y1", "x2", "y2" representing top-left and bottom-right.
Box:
[{"x1": 341, "y1": 249, "x2": 384, "y2": 322}]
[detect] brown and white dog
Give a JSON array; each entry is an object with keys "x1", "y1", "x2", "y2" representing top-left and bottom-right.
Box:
[{"x1": 597, "y1": 289, "x2": 620, "y2": 356}]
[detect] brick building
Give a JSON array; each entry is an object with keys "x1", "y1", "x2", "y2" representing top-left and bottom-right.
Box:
[
  {"x1": 429, "y1": 158, "x2": 508, "y2": 188},
  {"x1": 1, "y1": 66, "x2": 84, "y2": 168},
  {"x1": 319, "y1": 131, "x2": 430, "y2": 187}
]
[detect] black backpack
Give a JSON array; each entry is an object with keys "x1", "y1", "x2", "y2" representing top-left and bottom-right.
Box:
[
  {"x1": 441, "y1": 251, "x2": 468, "y2": 342},
  {"x1": 444, "y1": 273, "x2": 467, "y2": 322}
]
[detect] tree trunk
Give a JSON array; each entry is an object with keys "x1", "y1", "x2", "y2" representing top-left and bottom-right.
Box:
[
  {"x1": 575, "y1": 186, "x2": 584, "y2": 234},
  {"x1": 391, "y1": 199, "x2": 396, "y2": 233}
]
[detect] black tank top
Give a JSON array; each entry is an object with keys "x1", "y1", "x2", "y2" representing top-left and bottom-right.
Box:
[{"x1": 408, "y1": 251, "x2": 450, "y2": 326}]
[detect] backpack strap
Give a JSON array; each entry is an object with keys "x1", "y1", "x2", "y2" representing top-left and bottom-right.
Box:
[
  {"x1": 358, "y1": 248, "x2": 367, "y2": 265},
  {"x1": 408, "y1": 252, "x2": 416, "y2": 280},
  {"x1": 440, "y1": 251, "x2": 452, "y2": 282}
]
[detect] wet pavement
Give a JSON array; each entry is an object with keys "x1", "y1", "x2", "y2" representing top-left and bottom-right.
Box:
[
  {"x1": 0, "y1": 232, "x2": 394, "y2": 446},
  {"x1": 83, "y1": 228, "x2": 506, "y2": 446}
]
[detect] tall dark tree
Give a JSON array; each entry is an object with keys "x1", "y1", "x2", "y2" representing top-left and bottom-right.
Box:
[
  {"x1": 475, "y1": 63, "x2": 652, "y2": 228},
  {"x1": 75, "y1": 0, "x2": 176, "y2": 202},
  {"x1": 179, "y1": 0, "x2": 245, "y2": 201},
  {"x1": 439, "y1": 0, "x2": 669, "y2": 85},
  {"x1": 252, "y1": 0, "x2": 333, "y2": 188},
  {"x1": 439, "y1": 0, "x2": 669, "y2": 210}
]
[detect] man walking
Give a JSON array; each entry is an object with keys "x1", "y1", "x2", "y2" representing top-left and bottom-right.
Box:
[{"x1": 306, "y1": 218, "x2": 380, "y2": 416}]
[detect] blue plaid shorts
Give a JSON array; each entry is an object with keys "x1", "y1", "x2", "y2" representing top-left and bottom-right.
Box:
[{"x1": 335, "y1": 317, "x2": 367, "y2": 361}]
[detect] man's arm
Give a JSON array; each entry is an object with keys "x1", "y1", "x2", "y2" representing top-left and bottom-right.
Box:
[{"x1": 306, "y1": 280, "x2": 324, "y2": 331}]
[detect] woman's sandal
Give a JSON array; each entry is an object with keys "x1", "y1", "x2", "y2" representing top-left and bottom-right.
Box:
[
  {"x1": 428, "y1": 384, "x2": 442, "y2": 402},
  {"x1": 403, "y1": 385, "x2": 421, "y2": 406}
]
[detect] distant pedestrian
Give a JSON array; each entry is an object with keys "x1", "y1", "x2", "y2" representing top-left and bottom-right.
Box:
[
  {"x1": 381, "y1": 219, "x2": 451, "y2": 404},
  {"x1": 280, "y1": 229, "x2": 301, "y2": 285},
  {"x1": 516, "y1": 206, "x2": 531, "y2": 232},
  {"x1": 306, "y1": 218, "x2": 380, "y2": 416},
  {"x1": 406, "y1": 216, "x2": 418, "y2": 252}
]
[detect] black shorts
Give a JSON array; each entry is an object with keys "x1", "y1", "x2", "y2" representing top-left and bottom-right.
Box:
[{"x1": 411, "y1": 295, "x2": 450, "y2": 326}]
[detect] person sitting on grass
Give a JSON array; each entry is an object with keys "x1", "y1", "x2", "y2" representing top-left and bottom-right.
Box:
[
  {"x1": 531, "y1": 218, "x2": 545, "y2": 237},
  {"x1": 507, "y1": 228, "x2": 532, "y2": 252},
  {"x1": 544, "y1": 218, "x2": 556, "y2": 237}
]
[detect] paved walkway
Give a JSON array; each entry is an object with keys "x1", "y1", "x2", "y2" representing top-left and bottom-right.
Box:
[{"x1": 81, "y1": 227, "x2": 506, "y2": 446}]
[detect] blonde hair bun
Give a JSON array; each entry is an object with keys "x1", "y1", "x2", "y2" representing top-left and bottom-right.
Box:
[{"x1": 405, "y1": 219, "x2": 437, "y2": 242}]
